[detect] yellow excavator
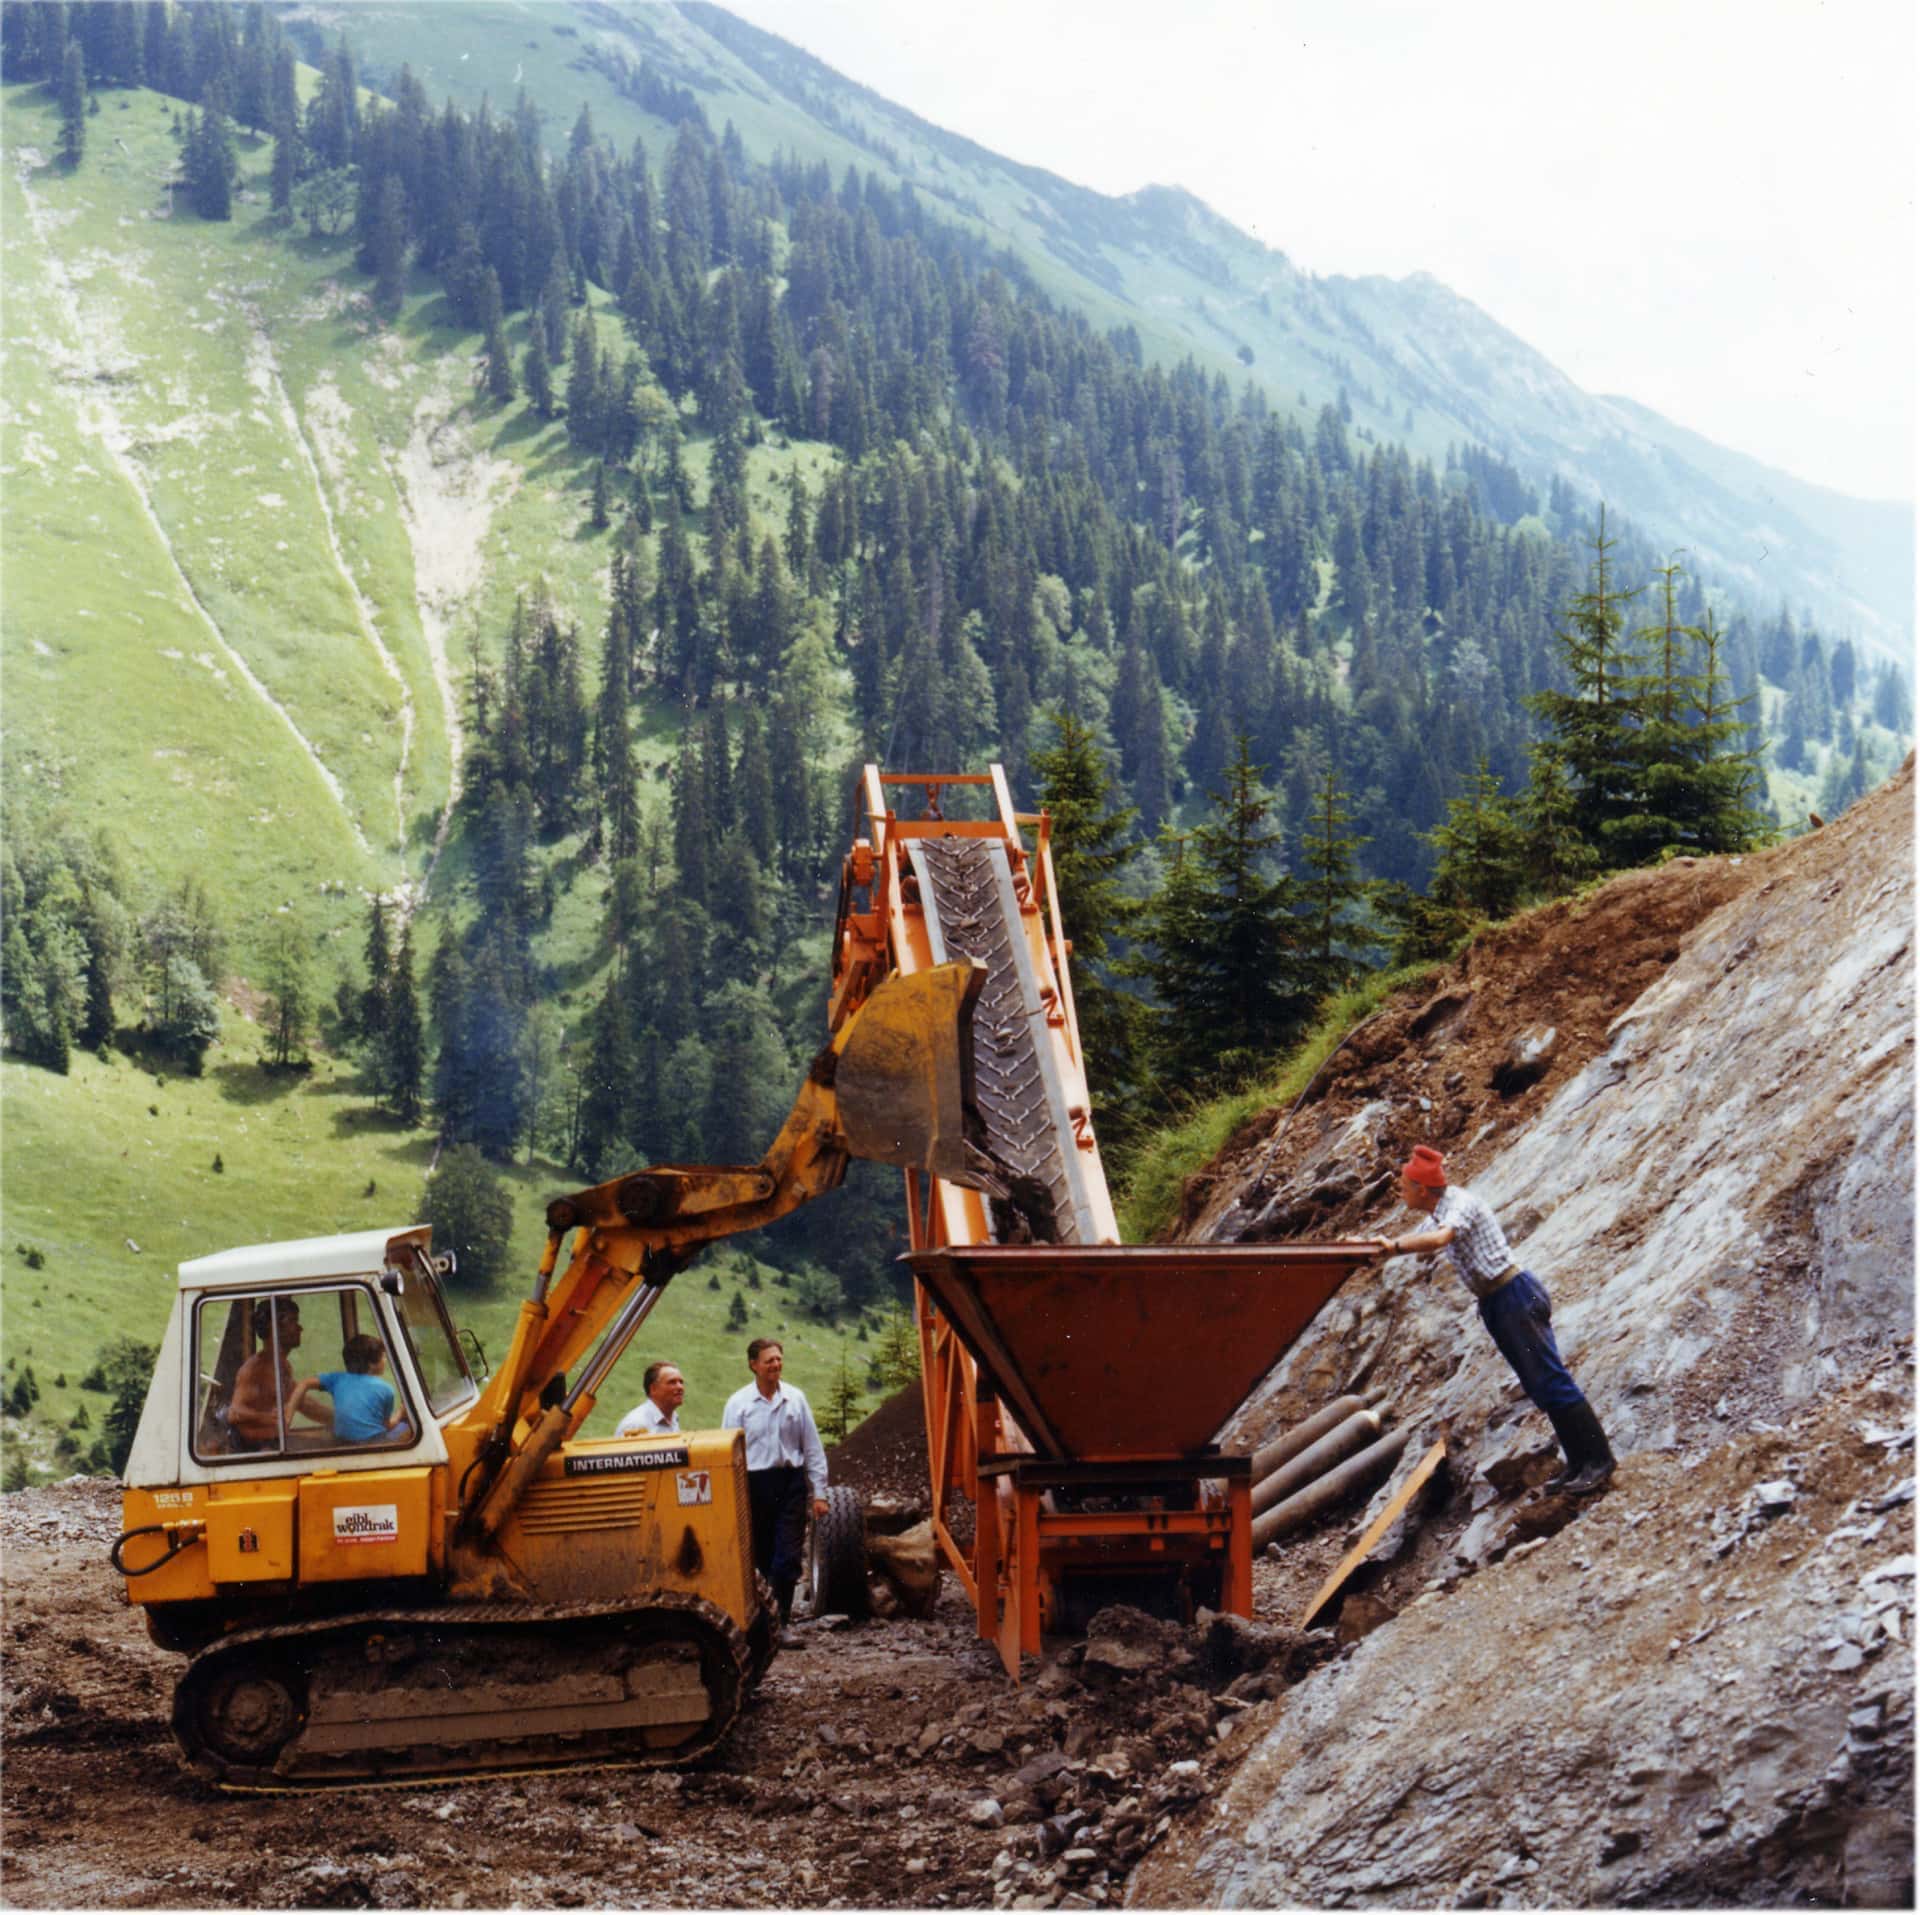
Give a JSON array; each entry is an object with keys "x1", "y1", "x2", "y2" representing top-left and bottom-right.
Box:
[{"x1": 110, "y1": 963, "x2": 987, "y2": 1790}]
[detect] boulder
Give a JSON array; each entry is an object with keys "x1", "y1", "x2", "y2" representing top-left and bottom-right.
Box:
[{"x1": 867, "y1": 1520, "x2": 940, "y2": 1617}]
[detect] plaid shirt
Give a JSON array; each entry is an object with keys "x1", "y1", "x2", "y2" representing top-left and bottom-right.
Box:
[{"x1": 1432, "y1": 1185, "x2": 1517, "y2": 1298}]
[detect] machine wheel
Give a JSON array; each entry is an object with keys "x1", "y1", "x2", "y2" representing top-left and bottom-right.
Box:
[
  {"x1": 178, "y1": 1653, "x2": 306, "y2": 1769},
  {"x1": 808, "y1": 1485, "x2": 870, "y2": 1620}
]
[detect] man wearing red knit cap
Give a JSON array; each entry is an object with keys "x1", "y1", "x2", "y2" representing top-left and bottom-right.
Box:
[{"x1": 1366, "y1": 1145, "x2": 1615, "y2": 1495}]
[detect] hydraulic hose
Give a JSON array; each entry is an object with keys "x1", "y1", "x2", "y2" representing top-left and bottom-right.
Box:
[{"x1": 109, "y1": 1523, "x2": 204, "y2": 1576}]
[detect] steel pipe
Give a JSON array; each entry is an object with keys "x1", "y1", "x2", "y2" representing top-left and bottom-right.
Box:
[
  {"x1": 1252, "y1": 1425, "x2": 1412, "y2": 1550},
  {"x1": 1250, "y1": 1394, "x2": 1370, "y2": 1483},
  {"x1": 1252, "y1": 1409, "x2": 1382, "y2": 1516}
]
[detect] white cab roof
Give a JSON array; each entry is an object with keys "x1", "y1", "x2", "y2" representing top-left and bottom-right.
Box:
[{"x1": 177, "y1": 1224, "x2": 432, "y2": 1292}]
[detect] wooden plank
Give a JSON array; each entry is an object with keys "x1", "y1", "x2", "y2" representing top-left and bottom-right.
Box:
[{"x1": 1298, "y1": 1439, "x2": 1447, "y2": 1631}]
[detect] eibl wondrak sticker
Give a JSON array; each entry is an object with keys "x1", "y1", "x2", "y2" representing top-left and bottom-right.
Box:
[{"x1": 333, "y1": 1504, "x2": 400, "y2": 1545}]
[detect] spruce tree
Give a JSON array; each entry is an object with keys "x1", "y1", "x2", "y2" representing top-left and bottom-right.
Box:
[
  {"x1": 522, "y1": 324, "x2": 554, "y2": 418},
  {"x1": 262, "y1": 921, "x2": 312, "y2": 1068},
  {"x1": 481, "y1": 269, "x2": 514, "y2": 403},
  {"x1": 1031, "y1": 710, "x2": 1143, "y2": 1124},
  {"x1": 359, "y1": 896, "x2": 392, "y2": 1076},
  {"x1": 783, "y1": 470, "x2": 811, "y2": 579},
  {"x1": 1295, "y1": 758, "x2": 1383, "y2": 1002},
  {"x1": 1520, "y1": 740, "x2": 1597, "y2": 898},
  {"x1": 1427, "y1": 758, "x2": 1528, "y2": 919},
  {"x1": 1872, "y1": 662, "x2": 1912, "y2": 734},
  {"x1": 386, "y1": 921, "x2": 426, "y2": 1125},
  {"x1": 591, "y1": 602, "x2": 639, "y2": 864},
  {"x1": 58, "y1": 40, "x2": 86, "y2": 168},
  {"x1": 1527, "y1": 511, "x2": 1644, "y2": 864},
  {"x1": 1777, "y1": 688, "x2": 1809, "y2": 774},
  {"x1": 1620, "y1": 560, "x2": 1712, "y2": 860},
  {"x1": 566, "y1": 312, "x2": 599, "y2": 446},
  {"x1": 735, "y1": 707, "x2": 776, "y2": 867},
  {"x1": 1136, "y1": 737, "x2": 1309, "y2": 1088},
  {"x1": 820, "y1": 1349, "x2": 863, "y2": 1442},
  {"x1": 1684, "y1": 609, "x2": 1769, "y2": 853},
  {"x1": 269, "y1": 106, "x2": 296, "y2": 214},
  {"x1": 185, "y1": 94, "x2": 234, "y2": 219},
  {"x1": 573, "y1": 974, "x2": 635, "y2": 1179},
  {"x1": 369, "y1": 174, "x2": 408, "y2": 316},
  {"x1": 670, "y1": 730, "x2": 713, "y2": 908},
  {"x1": 767, "y1": 696, "x2": 814, "y2": 880}
]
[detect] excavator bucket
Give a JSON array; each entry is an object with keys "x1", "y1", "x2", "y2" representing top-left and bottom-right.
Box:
[{"x1": 834, "y1": 962, "x2": 994, "y2": 1188}]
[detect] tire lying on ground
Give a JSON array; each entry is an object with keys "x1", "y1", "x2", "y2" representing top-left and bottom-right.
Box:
[{"x1": 808, "y1": 1485, "x2": 871, "y2": 1620}]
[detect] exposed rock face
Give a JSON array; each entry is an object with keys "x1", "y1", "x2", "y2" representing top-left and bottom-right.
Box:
[{"x1": 1138, "y1": 763, "x2": 1914, "y2": 1908}]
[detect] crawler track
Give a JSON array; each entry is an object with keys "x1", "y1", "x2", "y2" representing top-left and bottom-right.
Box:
[{"x1": 171, "y1": 1592, "x2": 755, "y2": 1792}]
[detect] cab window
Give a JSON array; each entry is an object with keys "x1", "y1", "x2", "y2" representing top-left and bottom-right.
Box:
[
  {"x1": 386, "y1": 1247, "x2": 477, "y2": 1421},
  {"x1": 190, "y1": 1286, "x2": 416, "y2": 1464}
]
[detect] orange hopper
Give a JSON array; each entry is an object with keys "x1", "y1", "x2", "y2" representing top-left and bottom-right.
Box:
[{"x1": 832, "y1": 767, "x2": 1372, "y2": 1676}]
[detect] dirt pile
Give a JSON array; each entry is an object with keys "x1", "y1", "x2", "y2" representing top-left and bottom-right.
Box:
[
  {"x1": 1182, "y1": 851, "x2": 1763, "y2": 1254},
  {"x1": 830, "y1": 1380, "x2": 933, "y2": 1506}
]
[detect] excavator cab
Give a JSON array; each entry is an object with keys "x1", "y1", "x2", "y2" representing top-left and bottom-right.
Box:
[
  {"x1": 187, "y1": 1246, "x2": 464, "y2": 1460},
  {"x1": 118, "y1": 1229, "x2": 473, "y2": 1639}
]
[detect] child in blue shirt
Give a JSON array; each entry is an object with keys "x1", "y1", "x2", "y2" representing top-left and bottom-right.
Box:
[{"x1": 291, "y1": 1335, "x2": 404, "y2": 1443}]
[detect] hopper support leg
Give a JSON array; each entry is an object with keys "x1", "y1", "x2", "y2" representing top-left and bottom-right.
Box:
[{"x1": 1227, "y1": 1475, "x2": 1254, "y2": 1616}]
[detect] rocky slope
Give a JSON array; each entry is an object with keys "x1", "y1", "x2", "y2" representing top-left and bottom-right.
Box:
[{"x1": 1135, "y1": 762, "x2": 1915, "y2": 1906}]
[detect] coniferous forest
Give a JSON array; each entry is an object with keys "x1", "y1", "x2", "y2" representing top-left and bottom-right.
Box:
[{"x1": 2, "y1": 2, "x2": 1910, "y2": 1318}]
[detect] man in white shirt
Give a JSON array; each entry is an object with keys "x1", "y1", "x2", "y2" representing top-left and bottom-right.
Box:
[
  {"x1": 614, "y1": 1361, "x2": 685, "y2": 1437},
  {"x1": 1367, "y1": 1145, "x2": 1614, "y2": 1495},
  {"x1": 721, "y1": 1338, "x2": 830, "y2": 1627}
]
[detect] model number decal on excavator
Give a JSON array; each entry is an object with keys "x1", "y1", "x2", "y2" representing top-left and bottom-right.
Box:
[
  {"x1": 332, "y1": 1504, "x2": 400, "y2": 1545},
  {"x1": 565, "y1": 1446, "x2": 690, "y2": 1476}
]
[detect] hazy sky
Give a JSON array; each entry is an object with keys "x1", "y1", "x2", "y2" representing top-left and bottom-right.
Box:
[{"x1": 722, "y1": 0, "x2": 1916, "y2": 505}]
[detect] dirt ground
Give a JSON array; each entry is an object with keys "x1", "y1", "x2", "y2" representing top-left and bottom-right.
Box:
[{"x1": 1, "y1": 1453, "x2": 1340, "y2": 1911}]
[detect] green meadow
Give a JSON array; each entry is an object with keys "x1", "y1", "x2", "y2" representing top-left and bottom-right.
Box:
[{"x1": 2, "y1": 1019, "x2": 891, "y2": 1473}]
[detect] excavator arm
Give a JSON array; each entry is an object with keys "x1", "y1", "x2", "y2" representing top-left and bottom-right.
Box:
[{"x1": 450, "y1": 961, "x2": 986, "y2": 1551}]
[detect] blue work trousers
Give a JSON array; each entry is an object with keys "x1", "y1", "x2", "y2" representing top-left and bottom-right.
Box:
[
  {"x1": 1477, "y1": 1270, "x2": 1587, "y2": 1414},
  {"x1": 747, "y1": 1463, "x2": 809, "y2": 1592}
]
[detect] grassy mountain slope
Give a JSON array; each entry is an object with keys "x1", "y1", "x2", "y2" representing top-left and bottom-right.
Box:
[
  {"x1": 5, "y1": 87, "x2": 450, "y2": 927},
  {"x1": 1, "y1": 77, "x2": 882, "y2": 1471},
  {"x1": 2, "y1": 1022, "x2": 879, "y2": 1467}
]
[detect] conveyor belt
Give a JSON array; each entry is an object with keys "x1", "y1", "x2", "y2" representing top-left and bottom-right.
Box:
[{"x1": 908, "y1": 838, "x2": 1097, "y2": 1245}]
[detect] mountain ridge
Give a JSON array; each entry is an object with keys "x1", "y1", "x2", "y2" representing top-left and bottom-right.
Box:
[{"x1": 646, "y1": 0, "x2": 1910, "y2": 655}]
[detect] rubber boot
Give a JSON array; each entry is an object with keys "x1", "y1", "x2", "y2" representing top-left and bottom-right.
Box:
[
  {"x1": 1560, "y1": 1400, "x2": 1616, "y2": 1496},
  {"x1": 1542, "y1": 1404, "x2": 1587, "y2": 1493}
]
